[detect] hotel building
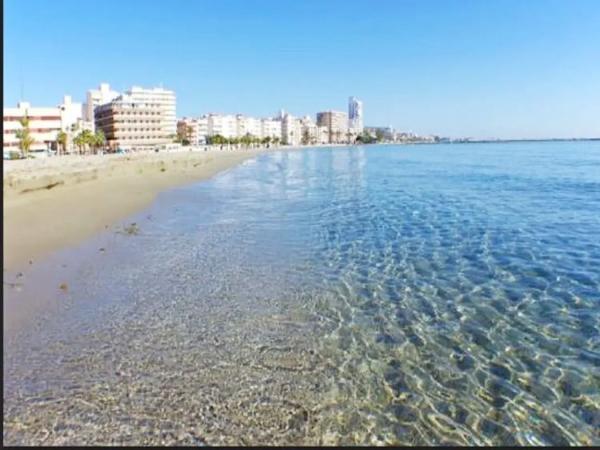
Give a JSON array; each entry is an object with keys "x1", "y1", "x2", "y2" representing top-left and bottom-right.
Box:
[{"x1": 94, "y1": 86, "x2": 176, "y2": 150}]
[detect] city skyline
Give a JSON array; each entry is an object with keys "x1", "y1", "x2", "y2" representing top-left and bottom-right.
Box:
[{"x1": 4, "y1": 0, "x2": 600, "y2": 139}]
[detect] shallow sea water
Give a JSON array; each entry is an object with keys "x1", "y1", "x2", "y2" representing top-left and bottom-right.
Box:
[{"x1": 3, "y1": 142, "x2": 600, "y2": 445}]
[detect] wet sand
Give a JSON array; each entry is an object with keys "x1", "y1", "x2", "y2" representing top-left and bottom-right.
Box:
[{"x1": 3, "y1": 148, "x2": 268, "y2": 272}]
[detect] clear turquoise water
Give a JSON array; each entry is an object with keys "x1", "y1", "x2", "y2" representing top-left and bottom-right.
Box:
[{"x1": 4, "y1": 142, "x2": 600, "y2": 445}]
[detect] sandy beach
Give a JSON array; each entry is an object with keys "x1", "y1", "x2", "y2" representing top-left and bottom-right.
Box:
[{"x1": 3, "y1": 147, "x2": 274, "y2": 271}]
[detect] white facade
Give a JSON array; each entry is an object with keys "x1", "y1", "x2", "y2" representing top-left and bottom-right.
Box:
[
  {"x1": 58, "y1": 95, "x2": 83, "y2": 131},
  {"x1": 299, "y1": 116, "x2": 319, "y2": 144},
  {"x1": 84, "y1": 83, "x2": 120, "y2": 127},
  {"x1": 183, "y1": 114, "x2": 283, "y2": 142},
  {"x1": 196, "y1": 116, "x2": 209, "y2": 142},
  {"x1": 261, "y1": 118, "x2": 282, "y2": 140},
  {"x1": 281, "y1": 113, "x2": 302, "y2": 145},
  {"x1": 207, "y1": 114, "x2": 238, "y2": 138},
  {"x1": 348, "y1": 96, "x2": 364, "y2": 133},
  {"x1": 3, "y1": 102, "x2": 62, "y2": 153},
  {"x1": 124, "y1": 86, "x2": 177, "y2": 137},
  {"x1": 236, "y1": 115, "x2": 262, "y2": 138}
]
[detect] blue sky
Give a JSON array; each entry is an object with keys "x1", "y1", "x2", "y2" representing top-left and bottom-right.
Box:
[{"x1": 4, "y1": 0, "x2": 600, "y2": 139}]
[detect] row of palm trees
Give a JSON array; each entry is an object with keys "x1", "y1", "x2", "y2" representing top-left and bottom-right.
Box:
[
  {"x1": 55, "y1": 129, "x2": 106, "y2": 155},
  {"x1": 70, "y1": 129, "x2": 106, "y2": 154},
  {"x1": 206, "y1": 134, "x2": 281, "y2": 147}
]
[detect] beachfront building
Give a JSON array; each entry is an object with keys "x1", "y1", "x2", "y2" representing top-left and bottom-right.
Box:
[
  {"x1": 207, "y1": 114, "x2": 238, "y2": 139},
  {"x1": 3, "y1": 101, "x2": 62, "y2": 155},
  {"x1": 261, "y1": 118, "x2": 282, "y2": 141},
  {"x1": 94, "y1": 86, "x2": 177, "y2": 151},
  {"x1": 58, "y1": 95, "x2": 93, "y2": 153},
  {"x1": 58, "y1": 95, "x2": 84, "y2": 131},
  {"x1": 236, "y1": 115, "x2": 262, "y2": 139},
  {"x1": 281, "y1": 113, "x2": 302, "y2": 146},
  {"x1": 317, "y1": 110, "x2": 348, "y2": 143},
  {"x1": 83, "y1": 83, "x2": 120, "y2": 130},
  {"x1": 348, "y1": 96, "x2": 364, "y2": 133},
  {"x1": 298, "y1": 116, "x2": 320, "y2": 144}
]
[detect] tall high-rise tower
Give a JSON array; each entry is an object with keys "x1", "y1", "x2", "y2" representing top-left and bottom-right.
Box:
[{"x1": 348, "y1": 96, "x2": 364, "y2": 133}]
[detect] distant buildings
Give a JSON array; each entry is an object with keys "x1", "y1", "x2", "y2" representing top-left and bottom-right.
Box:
[
  {"x1": 207, "y1": 114, "x2": 238, "y2": 139},
  {"x1": 5, "y1": 87, "x2": 381, "y2": 154},
  {"x1": 236, "y1": 115, "x2": 262, "y2": 138},
  {"x1": 348, "y1": 97, "x2": 363, "y2": 133},
  {"x1": 95, "y1": 86, "x2": 176, "y2": 150},
  {"x1": 261, "y1": 118, "x2": 283, "y2": 140},
  {"x1": 316, "y1": 110, "x2": 348, "y2": 143},
  {"x1": 178, "y1": 114, "x2": 284, "y2": 144},
  {"x1": 365, "y1": 126, "x2": 395, "y2": 141}
]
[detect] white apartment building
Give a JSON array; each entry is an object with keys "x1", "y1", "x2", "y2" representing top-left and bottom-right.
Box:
[
  {"x1": 299, "y1": 116, "x2": 319, "y2": 144},
  {"x1": 94, "y1": 86, "x2": 177, "y2": 150},
  {"x1": 181, "y1": 114, "x2": 283, "y2": 142},
  {"x1": 261, "y1": 118, "x2": 282, "y2": 140},
  {"x1": 207, "y1": 114, "x2": 238, "y2": 138},
  {"x1": 237, "y1": 115, "x2": 263, "y2": 138},
  {"x1": 83, "y1": 83, "x2": 120, "y2": 128},
  {"x1": 3, "y1": 102, "x2": 62, "y2": 154},
  {"x1": 281, "y1": 113, "x2": 302, "y2": 146},
  {"x1": 348, "y1": 96, "x2": 364, "y2": 133},
  {"x1": 58, "y1": 95, "x2": 84, "y2": 131}
]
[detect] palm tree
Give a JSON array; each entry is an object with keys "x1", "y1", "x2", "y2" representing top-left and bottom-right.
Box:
[
  {"x1": 73, "y1": 133, "x2": 84, "y2": 154},
  {"x1": 273, "y1": 136, "x2": 280, "y2": 146},
  {"x1": 74, "y1": 129, "x2": 94, "y2": 154},
  {"x1": 95, "y1": 130, "x2": 106, "y2": 153},
  {"x1": 15, "y1": 115, "x2": 34, "y2": 156},
  {"x1": 56, "y1": 131, "x2": 68, "y2": 155}
]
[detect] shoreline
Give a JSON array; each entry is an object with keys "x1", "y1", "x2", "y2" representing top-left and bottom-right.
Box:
[{"x1": 3, "y1": 144, "x2": 344, "y2": 271}]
